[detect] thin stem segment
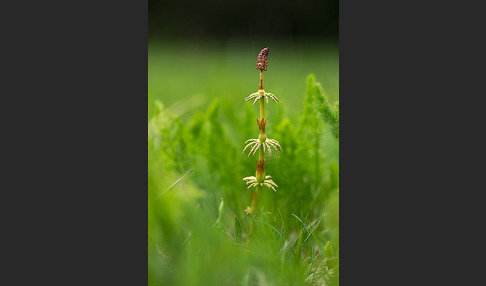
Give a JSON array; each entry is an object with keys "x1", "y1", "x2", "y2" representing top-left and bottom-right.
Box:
[
  {"x1": 259, "y1": 70, "x2": 263, "y2": 90},
  {"x1": 260, "y1": 97, "x2": 265, "y2": 121},
  {"x1": 252, "y1": 93, "x2": 265, "y2": 218}
]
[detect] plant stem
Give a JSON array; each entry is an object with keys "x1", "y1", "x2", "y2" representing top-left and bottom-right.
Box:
[
  {"x1": 248, "y1": 181, "x2": 262, "y2": 240},
  {"x1": 248, "y1": 56, "x2": 270, "y2": 239},
  {"x1": 260, "y1": 97, "x2": 265, "y2": 120},
  {"x1": 251, "y1": 186, "x2": 262, "y2": 214},
  {"x1": 257, "y1": 90, "x2": 266, "y2": 208},
  {"x1": 250, "y1": 91, "x2": 266, "y2": 233},
  {"x1": 259, "y1": 70, "x2": 263, "y2": 90}
]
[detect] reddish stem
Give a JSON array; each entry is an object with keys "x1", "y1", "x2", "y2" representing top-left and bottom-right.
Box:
[{"x1": 259, "y1": 70, "x2": 263, "y2": 90}]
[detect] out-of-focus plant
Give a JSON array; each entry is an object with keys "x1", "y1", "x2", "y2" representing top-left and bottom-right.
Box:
[{"x1": 309, "y1": 74, "x2": 339, "y2": 139}]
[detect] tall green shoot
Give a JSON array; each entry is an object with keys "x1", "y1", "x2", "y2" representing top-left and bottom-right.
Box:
[{"x1": 242, "y1": 47, "x2": 282, "y2": 232}]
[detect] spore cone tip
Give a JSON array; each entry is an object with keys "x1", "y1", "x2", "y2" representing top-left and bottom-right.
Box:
[{"x1": 256, "y1": 47, "x2": 269, "y2": 71}]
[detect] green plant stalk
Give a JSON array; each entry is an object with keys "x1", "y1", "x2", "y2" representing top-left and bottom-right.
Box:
[
  {"x1": 251, "y1": 97, "x2": 265, "y2": 216},
  {"x1": 260, "y1": 96, "x2": 265, "y2": 119},
  {"x1": 251, "y1": 186, "x2": 263, "y2": 216},
  {"x1": 244, "y1": 47, "x2": 281, "y2": 238}
]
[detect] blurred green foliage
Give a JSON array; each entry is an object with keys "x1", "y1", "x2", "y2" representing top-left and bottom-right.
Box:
[
  {"x1": 148, "y1": 41, "x2": 339, "y2": 121},
  {"x1": 148, "y1": 45, "x2": 339, "y2": 285}
]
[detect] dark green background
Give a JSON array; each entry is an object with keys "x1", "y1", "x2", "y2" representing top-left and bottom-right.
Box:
[{"x1": 149, "y1": 0, "x2": 338, "y2": 41}]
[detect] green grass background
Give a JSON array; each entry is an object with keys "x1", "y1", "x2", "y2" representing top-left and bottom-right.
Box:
[
  {"x1": 148, "y1": 41, "x2": 339, "y2": 285},
  {"x1": 148, "y1": 41, "x2": 338, "y2": 119}
]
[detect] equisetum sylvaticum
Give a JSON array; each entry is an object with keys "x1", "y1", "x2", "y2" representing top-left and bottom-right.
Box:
[{"x1": 243, "y1": 47, "x2": 282, "y2": 220}]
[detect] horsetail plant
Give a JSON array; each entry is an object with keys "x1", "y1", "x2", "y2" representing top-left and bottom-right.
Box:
[{"x1": 242, "y1": 48, "x2": 282, "y2": 218}]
